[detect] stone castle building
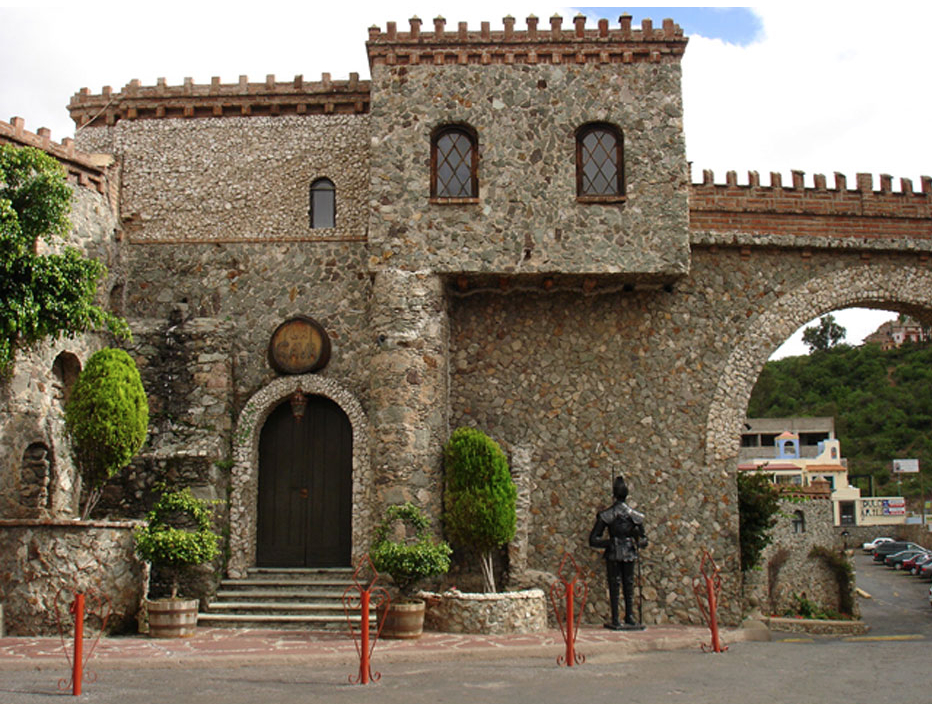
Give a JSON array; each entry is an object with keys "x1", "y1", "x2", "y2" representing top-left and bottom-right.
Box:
[{"x1": 3, "y1": 13, "x2": 932, "y2": 627}]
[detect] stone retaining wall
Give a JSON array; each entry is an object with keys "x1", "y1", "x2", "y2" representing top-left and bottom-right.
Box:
[
  {"x1": 421, "y1": 588, "x2": 548, "y2": 634},
  {"x1": 0, "y1": 519, "x2": 148, "y2": 636}
]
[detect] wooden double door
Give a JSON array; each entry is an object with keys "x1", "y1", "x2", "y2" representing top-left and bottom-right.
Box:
[{"x1": 256, "y1": 395, "x2": 352, "y2": 567}]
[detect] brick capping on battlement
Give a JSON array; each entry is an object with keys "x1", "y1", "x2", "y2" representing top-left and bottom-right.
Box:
[
  {"x1": 68, "y1": 74, "x2": 371, "y2": 128},
  {"x1": 0, "y1": 117, "x2": 113, "y2": 196},
  {"x1": 689, "y1": 169, "x2": 932, "y2": 242},
  {"x1": 366, "y1": 14, "x2": 687, "y2": 68}
]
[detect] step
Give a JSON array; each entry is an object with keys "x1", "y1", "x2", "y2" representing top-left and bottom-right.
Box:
[
  {"x1": 196, "y1": 612, "x2": 359, "y2": 630},
  {"x1": 204, "y1": 601, "x2": 372, "y2": 615},
  {"x1": 199, "y1": 567, "x2": 363, "y2": 630},
  {"x1": 214, "y1": 589, "x2": 353, "y2": 601}
]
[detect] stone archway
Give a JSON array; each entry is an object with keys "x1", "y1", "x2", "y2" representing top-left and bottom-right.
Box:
[
  {"x1": 705, "y1": 263, "x2": 932, "y2": 469},
  {"x1": 227, "y1": 375, "x2": 370, "y2": 578}
]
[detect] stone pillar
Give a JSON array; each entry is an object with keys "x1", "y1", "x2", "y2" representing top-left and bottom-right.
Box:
[{"x1": 368, "y1": 268, "x2": 449, "y2": 525}]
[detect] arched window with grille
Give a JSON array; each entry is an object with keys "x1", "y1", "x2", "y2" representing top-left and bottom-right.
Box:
[
  {"x1": 309, "y1": 178, "x2": 335, "y2": 228},
  {"x1": 576, "y1": 123, "x2": 624, "y2": 202},
  {"x1": 430, "y1": 125, "x2": 478, "y2": 201}
]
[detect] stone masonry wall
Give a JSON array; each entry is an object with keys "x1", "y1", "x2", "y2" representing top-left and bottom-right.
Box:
[
  {"x1": 0, "y1": 519, "x2": 148, "y2": 636},
  {"x1": 76, "y1": 114, "x2": 369, "y2": 245},
  {"x1": 449, "y1": 245, "x2": 932, "y2": 626},
  {"x1": 758, "y1": 499, "x2": 846, "y2": 616},
  {"x1": 367, "y1": 60, "x2": 689, "y2": 277}
]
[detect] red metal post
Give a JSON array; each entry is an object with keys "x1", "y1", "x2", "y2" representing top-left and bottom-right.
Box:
[
  {"x1": 359, "y1": 589, "x2": 370, "y2": 685},
  {"x1": 550, "y1": 552, "x2": 587, "y2": 667},
  {"x1": 692, "y1": 550, "x2": 727, "y2": 653},
  {"x1": 564, "y1": 577, "x2": 575, "y2": 666},
  {"x1": 72, "y1": 593, "x2": 84, "y2": 696},
  {"x1": 343, "y1": 555, "x2": 390, "y2": 684}
]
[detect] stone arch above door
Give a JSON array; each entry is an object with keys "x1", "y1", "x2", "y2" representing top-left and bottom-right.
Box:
[
  {"x1": 228, "y1": 375, "x2": 370, "y2": 578},
  {"x1": 705, "y1": 263, "x2": 932, "y2": 469}
]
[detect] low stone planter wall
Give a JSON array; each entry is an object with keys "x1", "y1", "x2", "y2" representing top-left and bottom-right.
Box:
[
  {"x1": 0, "y1": 519, "x2": 148, "y2": 636},
  {"x1": 420, "y1": 588, "x2": 547, "y2": 634},
  {"x1": 766, "y1": 616, "x2": 868, "y2": 636}
]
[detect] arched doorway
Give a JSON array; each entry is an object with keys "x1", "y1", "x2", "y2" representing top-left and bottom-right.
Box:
[{"x1": 256, "y1": 395, "x2": 352, "y2": 567}]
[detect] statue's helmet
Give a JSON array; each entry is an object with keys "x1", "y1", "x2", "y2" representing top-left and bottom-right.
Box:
[{"x1": 612, "y1": 476, "x2": 628, "y2": 502}]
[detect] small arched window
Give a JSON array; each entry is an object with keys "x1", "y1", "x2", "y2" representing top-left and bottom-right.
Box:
[
  {"x1": 431, "y1": 126, "x2": 478, "y2": 200},
  {"x1": 309, "y1": 178, "x2": 335, "y2": 229},
  {"x1": 576, "y1": 123, "x2": 624, "y2": 202},
  {"x1": 792, "y1": 510, "x2": 806, "y2": 534}
]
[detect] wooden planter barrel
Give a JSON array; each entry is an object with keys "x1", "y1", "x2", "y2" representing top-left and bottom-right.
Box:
[
  {"x1": 147, "y1": 598, "x2": 198, "y2": 638},
  {"x1": 379, "y1": 599, "x2": 425, "y2": 639}
]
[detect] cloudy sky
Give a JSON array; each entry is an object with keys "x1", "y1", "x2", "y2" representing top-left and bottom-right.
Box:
[{"x1": 2, "y1": 3, "x2": 929, "y2": 358}]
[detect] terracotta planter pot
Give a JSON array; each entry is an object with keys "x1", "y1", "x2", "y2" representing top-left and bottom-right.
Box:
[
  {"x1": 146, "y1": 598, "x2": 198, "y2": 638},
  {"x1": 379, "y1": 599, "x2": 425, "y2": 639}
]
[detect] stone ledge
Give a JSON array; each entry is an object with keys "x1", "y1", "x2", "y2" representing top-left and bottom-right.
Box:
[
  {"x1": 0, "y1": 518, "x2": 143, "y2": 529},
  {"x1": 766, "y1": 616, "x2": 869, "y2": 636}
]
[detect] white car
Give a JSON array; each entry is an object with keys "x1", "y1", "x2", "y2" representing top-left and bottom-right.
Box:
[{"x1": 862, "y1": 537, "x2": 895, "y2": 552}]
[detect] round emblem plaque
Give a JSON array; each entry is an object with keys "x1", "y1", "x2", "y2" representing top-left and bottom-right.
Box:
[{"x1": 268, "y1": 316, "x2": 331, "y2": 375}]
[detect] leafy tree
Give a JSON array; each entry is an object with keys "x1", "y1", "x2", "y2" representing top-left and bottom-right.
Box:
[
  {"x1": 737, "y1": 471, "x2": 780, "y2": 572},
  {"x1": 65, "y1": 348, "x2": 148, "y2": 518},
  {"x1": 0, "y1": 144, "x2": 127, "y2": 376},
  {"x1": 443, "y1": 427, "x2": 517, "y2": 593},
  {"x1": 801, "y1": 314, "x2": 846, "y2": 353},
  {"x1": 748, "y1": 341, "x2": 932, "y2": 500}
]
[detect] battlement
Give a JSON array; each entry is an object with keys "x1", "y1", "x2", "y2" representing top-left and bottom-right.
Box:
[
  {"x1": 689, "y1": 169, "x2": 932, "y2": 241},
  {"x1": 68, "y1": 73, "x2": 371, "y2": 128},
  {"x1": 366, "y1": 14, "x2": 687, "y2": 68},
  {"x1": 0, "y1": 117, "x2": 113, "y2": 196}
]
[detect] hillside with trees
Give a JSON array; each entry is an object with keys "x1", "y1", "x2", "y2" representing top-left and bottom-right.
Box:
[{"x1": 748, "y1": 340, "x2": 932, "y2": 502}]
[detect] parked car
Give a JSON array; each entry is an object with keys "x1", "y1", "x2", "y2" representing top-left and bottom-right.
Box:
[
  {"x1": 863, "y1": 537, "x2": 895, "y2": 552},
  {"x1": 873, "y1": 542, "x2": 924, "y2": 562},
  {"x1": 885, "y1": 549, "x2": 930, "y2": 569},
  {"x1": 920, "y1": 561, "x2": 932, "y2": 580},
  {"x1": 905, "y1": 552, "x2": 932, "y2": 574}
]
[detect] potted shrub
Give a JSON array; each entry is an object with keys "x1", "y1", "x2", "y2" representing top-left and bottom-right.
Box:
[
  {"x1": 64, "y1": 348, "x2": 148, "y2": 519},
  {"x1": 369, "y1": 502, "x2": 451, "y2": 638},
  {"x1": 134, "y1": 486, "x2": 221, "y2": 637},
  {"x1": 443, "y1": 427, "x2": 517, "y2": 593}
]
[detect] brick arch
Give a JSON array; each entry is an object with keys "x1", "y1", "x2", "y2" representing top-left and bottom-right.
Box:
[
  {"x1": 705, "y1": 263, "x2": 932, "y2": 467},
  {"x1": 227, "y1": 375, "x2": 370, "y2": 578}
]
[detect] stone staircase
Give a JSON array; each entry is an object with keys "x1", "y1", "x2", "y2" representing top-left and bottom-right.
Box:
[{"x1": 198, "y1": 567, "x2": 370, "y2": 631}]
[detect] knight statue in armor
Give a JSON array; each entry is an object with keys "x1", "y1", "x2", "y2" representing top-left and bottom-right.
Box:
[{"x1": 589, "y1": 475, "x2": 647, "y2": 630}]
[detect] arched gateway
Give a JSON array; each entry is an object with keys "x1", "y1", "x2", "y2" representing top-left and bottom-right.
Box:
[{"x1": 227, "y1": 375, "x2": 370, "y2": 578}]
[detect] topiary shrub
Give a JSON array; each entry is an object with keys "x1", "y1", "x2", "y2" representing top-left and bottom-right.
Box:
[
  {"x1": 369, "y1": 502, "x2": 451, "y2": 599},
  {"x1": 134, "y1": 486, "x2": 221, "y2": 599},
  {"x1": 65, "y1": 348, "x2": 148, "y2": 519},
  {"x1": 443, "y1": 427, "x2": 516, "y2": 593}
]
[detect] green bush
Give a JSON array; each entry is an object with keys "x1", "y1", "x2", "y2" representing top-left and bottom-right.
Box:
[
  {"x1": 134, "y1": 486, "x2": 221, "y2": 599},
  {"x1": 65, "y1": 348, "x2": 148, "y2": 518},
  {"x1": 369, "y1": 502, "x2": 451, "y2": 598},
  {"x1": 737, "y1": 471, "x2": 780, "y2": 572},
  {"x1": 443, "y1": 427, "x2": 516, "y2": 592}
]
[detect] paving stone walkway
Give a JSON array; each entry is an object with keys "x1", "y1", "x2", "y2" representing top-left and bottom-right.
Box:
[{"x1": 0, "y1": 625, "x2": 753, "y2": 671}]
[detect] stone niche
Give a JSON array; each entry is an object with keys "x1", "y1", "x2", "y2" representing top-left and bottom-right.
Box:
[
  {"x1": 0, "y1": 519, "x2": 148, "y2": 636},
  {"x1": 421, "y1": 588, "x2": 548, "y2": 634}
]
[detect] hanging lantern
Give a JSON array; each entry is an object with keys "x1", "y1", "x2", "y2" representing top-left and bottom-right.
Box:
[{"x1": 290, "y1": 389, "x2": 308, "y2": 421}]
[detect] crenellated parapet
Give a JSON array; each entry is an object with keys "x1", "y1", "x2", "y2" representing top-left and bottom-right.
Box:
[
  {"x1": 67, "y1": 73, "x2": 371, "y2": 129},
  {"x1": 366, "y1": 13, "x2": 687, "y2": 68},
  {"x1": 689, "y1": 168, "x2": 932, "y2": 242},
  {"x1": 0, "y1": 116, "x2": 114, "y2": 200}
]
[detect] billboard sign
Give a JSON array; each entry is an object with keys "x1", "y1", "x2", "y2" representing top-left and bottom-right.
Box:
[{"x1": 892, "y1": 459, "x2": 919, "y2": 473}]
